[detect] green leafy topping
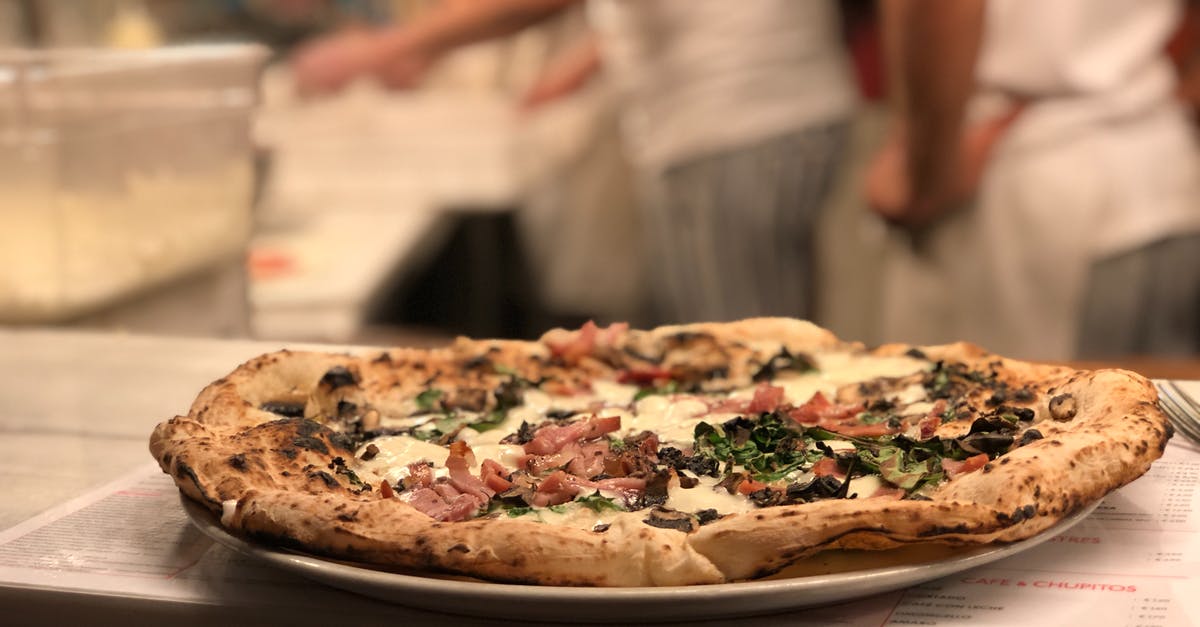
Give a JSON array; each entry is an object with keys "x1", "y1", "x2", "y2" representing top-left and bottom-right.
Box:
[
  {"x1": 577, "y1": 492, "x2": 625, "y2": 513},
  {"x1": 857, "y1": 447, "x2": 938, "y2": 491},
  {"x1": 415, "y1": 388, "x2": 443, "y2": 412},
  {"x1": 470, "y1": 410, "x2": 508, "y2": 433},
  {"x1": 505, "y1": 506, "x2": 533, "y2": 518},
  {"x1": 609, "y1": 437, "x2": 627, "y2": 452},
  {"x1": 634, "y1": 380, "x2": 679, "y2": 401},
  {"x1": 693, "y1": 413, "x2": 819, "y2": 482},
  {"x1": 493, "y1": 363, "x2": 520, "y2": 377},
  {"x1": 856, "y1": 411, "x2": 889, "y2": 425}
]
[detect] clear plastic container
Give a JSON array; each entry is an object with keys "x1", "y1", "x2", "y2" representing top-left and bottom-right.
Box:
[{"x1": 0, "y1": 44, "x2": 266, "y2": 323}]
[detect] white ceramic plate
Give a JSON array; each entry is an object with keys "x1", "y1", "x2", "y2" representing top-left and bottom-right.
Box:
[{"x1": 182, "y1": 497, "x2": 1097, "y2": 622}]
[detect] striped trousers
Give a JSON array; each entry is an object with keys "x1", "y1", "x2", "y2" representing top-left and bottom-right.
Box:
[{"x1": 639, "y1": 122, "x2": 849, "y2": 324}]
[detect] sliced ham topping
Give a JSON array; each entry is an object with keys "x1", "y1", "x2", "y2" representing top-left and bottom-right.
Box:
[
  {"x1": 524, "y1": 415, "x2": 622, "y2": 456},
  {"x1": 748, "y1": 383, "x2": 786, "y2": 414},
  {"x1": 942, "y1": 453, "x2": 990, "y2": 479}
]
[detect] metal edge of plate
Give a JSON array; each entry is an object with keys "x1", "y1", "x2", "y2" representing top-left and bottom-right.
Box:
[{"x1": 180, "y1": 497, "x2": 1099, "y2": 623}]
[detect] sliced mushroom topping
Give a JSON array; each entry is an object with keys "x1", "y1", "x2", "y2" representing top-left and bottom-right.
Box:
[
  {"x1": 959, "y1": 431, "x2": 1015, "y2": 456},
  {"x1": 642, "y1": 507, "x2": 696, "y2": 532}
]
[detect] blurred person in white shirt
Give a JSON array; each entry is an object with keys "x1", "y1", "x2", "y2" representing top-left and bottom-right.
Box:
[
  {"x1": 292, "y1": 0, "x2": 857, "y2": 325},
  {"x1": 867, "y1": 0, "x2": 1200, "y2": 360}
]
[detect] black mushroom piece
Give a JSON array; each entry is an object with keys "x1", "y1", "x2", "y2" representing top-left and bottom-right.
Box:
[
  {"x1": 784, "y1": 475, "x2": 844, "y2": 503},
  {"x1": 1018, "y1": 429, "x2": 1044, "y2": 447},
  {"x1": 642, "y1": 507, "x2": 697, "y2": 532},
  {"x1": 319, "y1": 366, "x2": 359, "y2": 390},
  {"x1": 260, "y1": 401, "x2": 306, "y2": 418},
  {"x1": 959, "y1": 431, "x2": 1015, "y2": 456},
  {"x1": 752, "y1": 348, "x2": 816, "y2": 382},
  {"x1": 1049, "y1": 393, "x2": 1077, "y2": 421}
]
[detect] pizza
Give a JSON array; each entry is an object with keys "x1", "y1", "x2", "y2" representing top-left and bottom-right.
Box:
[{"x1": 149, "y1": 318, "x2": 1172, "y2": 586}]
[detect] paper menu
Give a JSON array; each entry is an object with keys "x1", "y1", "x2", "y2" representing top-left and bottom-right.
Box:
[{"x1": 0, "y1": 442, "x2": 1196, "y2": 626}]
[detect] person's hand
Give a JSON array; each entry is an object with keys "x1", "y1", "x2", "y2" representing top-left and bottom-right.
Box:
[
  {"x1": 292, "y1": 28, "x2": 385, "y2": 97},
  {"x1": 518, "y1": 37, "x2": 602, "y2": 112},
  {"x1": 866, "y1": 104, "x2": 1024, "y2": 229}
]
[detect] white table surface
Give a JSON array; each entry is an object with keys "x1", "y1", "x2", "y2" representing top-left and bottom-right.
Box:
[{"x1": 0, "y1": 329, "x2": 295, "y2": 531}]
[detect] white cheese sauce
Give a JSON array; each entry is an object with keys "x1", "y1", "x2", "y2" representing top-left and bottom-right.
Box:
[{"x1": 352, "y1": 349, "x2": 928, "y2": 519}]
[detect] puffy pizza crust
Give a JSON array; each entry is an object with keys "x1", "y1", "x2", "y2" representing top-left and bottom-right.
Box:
[{"x1": 149, "y1": 318, "x2": 1172, "y2": 586}]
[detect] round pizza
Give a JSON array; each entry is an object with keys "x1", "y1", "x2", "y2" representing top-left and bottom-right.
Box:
[{"x1": 149, "y1": 318, "x2": 1172, "y2": 586}]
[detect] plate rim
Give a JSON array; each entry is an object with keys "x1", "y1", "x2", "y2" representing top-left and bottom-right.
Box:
[{"x1": 180, "y1": 496, "x2": 1098, "y2": 619}]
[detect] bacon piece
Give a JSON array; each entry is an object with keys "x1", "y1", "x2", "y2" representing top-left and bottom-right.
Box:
[
  {"x1": 811, "y1": 457, "x2": 842, "y2": 477},
  {"x1": 566, "y1": 441, "x2": 611, "y2": 479},
  {"x1": 402, "y1": 488, "x2": 448, "y2": 517},
  {"x1": 617, "y1": 365, "x2": 674, "y2": 386},
  {"x1": 942, "y1": 454, "x2": 990, "y2": 480},
  {"x1": 546, "y1": 320, "x2": 598, "y2": 364},
  {"x1": 445, "y1": 442, "x2": 495, "y2": 506},
  {"x1": 918, "y1": 416, "x2": 942, "y2": 440},
  {"x1": 404, "y1": 462, "x2": 434, "y2": 489},
  {"x1": 524, "y1": 415, "x2": 622, "y2": 456},
  {"x1": 870, "y1": 486, "x2": 907, "y2": 500},
  {"x1": 531, "y1": 470, "x2": 584, "y2": 506},
  {"x1": 545, "y1": 320, "x2": 629, "y2": 365},
  {"x1": 748, "y1": 383, "x2": 785, "y2": 414},
  {"x1": 787, "y1": 392, "x2": 863, "y2": 425},
  {"x1": 736, "y1": 477, "x2": 769, "y2": 495},
  {"x1": 480, "y1": 458, "x2": 513, "y2": 492}
]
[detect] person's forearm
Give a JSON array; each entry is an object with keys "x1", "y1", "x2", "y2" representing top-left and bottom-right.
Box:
[
  {"x1": 880, "y1": 0, "x2": 913, "y2": 118},
  {"x1": 380, "y1": 0, "x2": 579, "y2": 61},
  {"x1": 901, "y1": 0, "x2": 985, "y2": 209}
]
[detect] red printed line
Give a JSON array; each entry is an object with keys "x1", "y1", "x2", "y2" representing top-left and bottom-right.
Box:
[{"x1": 986, "y1": 566, "x2": 1190, "y2": 580}]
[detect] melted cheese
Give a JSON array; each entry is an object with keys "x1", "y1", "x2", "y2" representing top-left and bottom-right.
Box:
[
  {"x1": 353, "y1": 435, "x2": 523, "y2": 485},
  {"x1": 352, "y1": 347, "x2": 929, "y2": 519},
  {"x1": 668, "y1": 475, "x2": 757, "y2": 515},
  {"x1": 626, "y1": 397, "x2": 709, "y2": 445},
  {"x1": 847, "y1": 475, "x2": 883, "y2": 499}
]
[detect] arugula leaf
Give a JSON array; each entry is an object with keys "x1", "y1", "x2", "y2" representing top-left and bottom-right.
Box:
[
  {"x1": 577, "y1": 492, "x2": 625, "y2": 513},
  {"x1": 415, "y1": 388, "x2": 443, "y2": 412},
  {"x1": 468, "y1": 410, "x2": 507, "y2": 433},
  {"x1": 634, "y1": 380, "x2": 679, "y2": 401},
  {"x1": 693, "y1": 413, "x2": 812, "y2": 482},
  {"x1": 505, "y1": 506, "x2": 533, "y2": 517}
]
